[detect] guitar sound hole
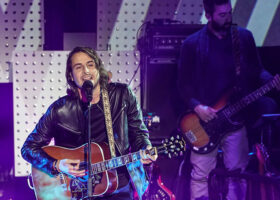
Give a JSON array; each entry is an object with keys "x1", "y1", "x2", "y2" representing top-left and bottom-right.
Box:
[{"x1": 70, "y1": 173, "x2": 103, "y2": 199}]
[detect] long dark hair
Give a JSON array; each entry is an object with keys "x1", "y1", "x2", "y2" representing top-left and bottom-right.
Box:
[
  {"x1": 65, "y1": 47, "x2": 109, "y2": 97},
  {"x1": 203, "y1": 0, "x2": 230, "y2": 14}
]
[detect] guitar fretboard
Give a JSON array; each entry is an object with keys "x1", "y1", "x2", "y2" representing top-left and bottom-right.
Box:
[
  {"x1": 93, "y1": 151, "x2": 141, "y2": 174},
  {"x1": 222, "y1": 77, "x2": 278, "y2": 117},
  {"x1": 90, "y1": 148, "x2": 157, "y2": 174}
]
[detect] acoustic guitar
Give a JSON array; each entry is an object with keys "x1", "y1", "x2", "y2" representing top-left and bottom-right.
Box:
[
  {"x1": 180, "y1": 75, "x2": 280, "y2": 154},
  {"x1": 31, "y1": 135, "x2": 185, "y2": 200}
]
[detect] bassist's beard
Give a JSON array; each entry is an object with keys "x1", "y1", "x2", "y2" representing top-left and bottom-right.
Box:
[{"x1": 211, "y1": 20, "x2": 232, "y2": 33}]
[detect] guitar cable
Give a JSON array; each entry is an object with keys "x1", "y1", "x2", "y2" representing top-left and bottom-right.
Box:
[{"x1": 27, "y1": 173, "x2": 34, "y2": 190}]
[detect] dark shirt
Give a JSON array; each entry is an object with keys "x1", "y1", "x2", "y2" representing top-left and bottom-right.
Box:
[
  {"x1": 83, "y1": 100, "x2": 107, "y2": 143},
  {"x1": 203, "y1": 30, "x2": 236, "y2": 106},
  {"x1": 82, "y1": 99, "x2": 130, "y2": 188}
]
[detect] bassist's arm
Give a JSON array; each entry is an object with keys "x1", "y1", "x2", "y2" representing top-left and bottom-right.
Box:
[
  {"x1": 245, "y1": 30, "x2": 273, "y2": 86},
  {"x1": 194, "y1": 105, "x2": 217, "y2": 123},
  {"x1": 177, "y1": 36, "x2": 201, "y2": 111}
]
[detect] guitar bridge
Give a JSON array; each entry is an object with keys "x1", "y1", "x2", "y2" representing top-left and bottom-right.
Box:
[{"x1": 185, "y1": 130, "x2": 197, "y2": 143}]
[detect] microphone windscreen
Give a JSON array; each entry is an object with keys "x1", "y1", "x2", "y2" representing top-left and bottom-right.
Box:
[
  {"x1": 82, "y1": 80, "x2": 93, "y2": 102},
  {"x1": 82, "y1": 80, "x2": 93, "y2": 90}
]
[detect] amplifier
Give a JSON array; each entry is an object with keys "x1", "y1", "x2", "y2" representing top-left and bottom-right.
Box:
[
  {"x1": 139, "y1": 20, "x2": 203, "y2": 139},
  {"x1": 152, "y1": 35, "x2": 187, "y2": 51},
  {"x1": 138, "y1": 20, "x2": 203, "y2": 57}
]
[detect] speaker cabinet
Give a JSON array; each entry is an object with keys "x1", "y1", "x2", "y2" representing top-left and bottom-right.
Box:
[{"x1": 141, "y1": 57, "x2": 183, "y2": 139}]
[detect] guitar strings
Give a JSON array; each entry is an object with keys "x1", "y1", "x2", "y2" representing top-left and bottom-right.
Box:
[{"x1": 187, "y1": 79, "x2": 278, "y2": 137}]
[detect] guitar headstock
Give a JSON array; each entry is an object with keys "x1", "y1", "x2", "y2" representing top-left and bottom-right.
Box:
[{"x1": 158, "y1": 135, "x2": 186, "y2": 158}]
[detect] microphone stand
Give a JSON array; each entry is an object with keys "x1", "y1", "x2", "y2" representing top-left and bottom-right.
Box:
[
  {"x1": 87, "y1": 101, "x2": 93, "y2": 199},
  {"x1": 81, "y1": 80, "x2": 95, "y2": 199}
]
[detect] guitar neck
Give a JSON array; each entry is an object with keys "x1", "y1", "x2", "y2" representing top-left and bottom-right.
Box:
[
  {"x1": 91, "y1": 150, "x2": 142, "y2": 174},
  {"x1": 223, "y1": 78, "x2": 277, "y2": 117},
  {"x1": 90, "y1": 146, "x2": 166, "y2": 174}
]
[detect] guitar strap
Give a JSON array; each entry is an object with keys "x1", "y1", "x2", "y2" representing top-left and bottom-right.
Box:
[
  {"x1": 231, "y1": 24, "x2": 242, "y2": 91},
  {"x1": 102, "y1": 88, "x2": 116, "y2": 158}
]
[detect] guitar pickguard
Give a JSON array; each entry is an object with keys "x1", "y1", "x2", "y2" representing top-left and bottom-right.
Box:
[{"x1": 190, "y1": 112, "x2": 244, "y2": 154}]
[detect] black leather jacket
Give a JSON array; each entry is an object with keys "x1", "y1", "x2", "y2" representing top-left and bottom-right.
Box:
[{"x1": 21, "y1": 82, "x2": 151, "y2": 199}]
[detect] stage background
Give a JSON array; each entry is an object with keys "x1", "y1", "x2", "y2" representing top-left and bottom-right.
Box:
[{"x1": 0, "y1": 0, "x2": 279, "y2": 199}]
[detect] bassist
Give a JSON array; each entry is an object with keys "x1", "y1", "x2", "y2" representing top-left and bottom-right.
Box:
[{"x1": 177, "y1": 0, "x2": 280, "y2": 200}]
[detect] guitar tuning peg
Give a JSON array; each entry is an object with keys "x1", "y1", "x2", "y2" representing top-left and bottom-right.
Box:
[
  {"x1": 168, "y1": 153, "x2": 172, "y2": 159},
  {"x1": 170, "y1": 136, "x2": 174, "y2": 141}
]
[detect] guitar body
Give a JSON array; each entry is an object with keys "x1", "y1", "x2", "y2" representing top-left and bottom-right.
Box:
[
  {"x1": 180, "y1": 91, "x2": 243, "y2": 154},
  {"x1": 32, "y1": 142, "x2": 118, "y2": 200},
  {"x1": 31, "y1": 136, "x2": 185, "y2": 200},
  {"x1": 143, "y1": 164, "x2": 175, "y2": 200},
  {"x1": 180, "y1": 113, "x2": 210, "y2": 149}
]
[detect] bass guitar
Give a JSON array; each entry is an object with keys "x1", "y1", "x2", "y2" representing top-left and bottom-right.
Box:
[
  {"x1": 180, "y1": 75, "x2": 280, "y2": 154},
  {"x1": 31, "y1": 135, "x2": 185, "y2": 200}
]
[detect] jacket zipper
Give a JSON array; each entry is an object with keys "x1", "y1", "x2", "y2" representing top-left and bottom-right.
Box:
[
  {"x1": 57, "y1": 122, "x2": 82, "y2": 135},
  {"x1": 112, "y1": 103, "x2": 126, "y2": 124}
]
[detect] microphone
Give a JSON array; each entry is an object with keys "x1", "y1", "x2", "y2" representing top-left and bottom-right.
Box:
[{"x1": 82, "y1": 80, "x2": 93, "y2": 102}]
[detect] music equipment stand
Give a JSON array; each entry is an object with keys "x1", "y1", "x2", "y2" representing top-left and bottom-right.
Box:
[{"x1": 260, "y1": 113, "x2": 280, "y2": 148}]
